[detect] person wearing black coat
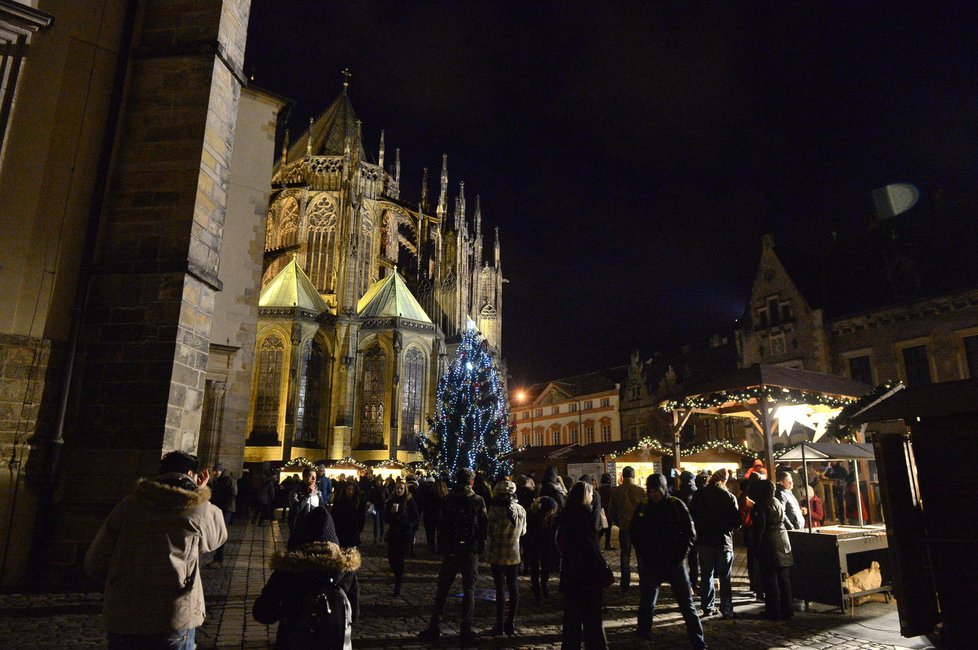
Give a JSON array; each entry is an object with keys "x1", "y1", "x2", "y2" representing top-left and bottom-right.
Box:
[
  {"x1": 253, "y1": 507, "x2": 360, "y2": 650},
  {"x1": 751, "y1": 479, "x2": 794, "y2": 620},
  {"x1": 689, "y1": 468, "x2": 742, "y2": 618},
  {"x1": 525, "y1": 496, "x2": 559, "y2": 603},
  {"x1": 332, "y1": 481, "x2": 366, "y2": 549},
  {"x1": 368, "y1": 477, "x2": 387, "y2": 544},
  {"x1": 676, "y1": 470, "x2": 699, "y2": 590},
  {"x1": 385, "y1": 481, "x2": 420, "y2": 596},
  {"x1": 631, "y1": 474, "x2": 706, "y2": 650},
  {"x1": 540, "y1": 465, "x2": 568, "y2": 509},
  {"x1": 556, "y1": 482, "x2": 608, "y2": 650}
]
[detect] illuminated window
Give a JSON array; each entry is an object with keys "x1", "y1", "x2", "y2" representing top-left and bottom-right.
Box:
[
  {"x1": 551, "y1": 406, "x2": 559, "y2": 415},
  {"x1": 569, "y1": 427, "x2": 578, "y2": 445},
  {"x1": 551, "y1": 428, "x2": 560, "y2": 445},
  {"x1": 400, "y1": 348, "x2": 425, "y2": 450},
  {"x1": 600, "y1": 398, "x2": 610, "y2": 407},
  {"x1": 523, "y1": 434, "x2": 530, "y2": 447},
  {"x1": 601, "y1": 423, "x2": 611, "y2": 442},
  {"x1": 584, "y1": 400, "x2": 593, "y2": 410},
  {"x1": 535, "y1": 431, "x2": 543, "y2": 446},
  {"x1": 584, "y1": 424, "x2": 594, "y2": 444},
  {"x1": 569, "y1": 402, "x2": 577, "y2": 412},
  {"x1": 359, "y1": 344, "x2": 387, "y2": 446},
  {"x1": 522, "y1": 411, "x2": 529, "y2": 420},
  {"x1": 295, "y1": 339, "x2": 327, "y2": 443},
  {"x1": 254, "y1": 336, "x2": 284, "y2": 433},
  {"x1": 305, "y1": 195, "x2": 337, "y2": 292}
]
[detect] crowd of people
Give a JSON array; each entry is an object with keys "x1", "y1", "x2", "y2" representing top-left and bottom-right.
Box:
[{"x1": 82, "y1": 453, "x2": 868, "y2": 649}]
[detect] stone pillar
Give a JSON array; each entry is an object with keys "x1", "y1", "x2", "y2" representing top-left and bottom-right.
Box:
[{"x1": 51, "y1": 0, "x2": 251, "y2": 576}]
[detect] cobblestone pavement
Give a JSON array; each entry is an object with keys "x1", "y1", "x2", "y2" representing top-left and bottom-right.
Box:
[{"x1": 0, "y1": 519, "x2": 934, "y2": 649}]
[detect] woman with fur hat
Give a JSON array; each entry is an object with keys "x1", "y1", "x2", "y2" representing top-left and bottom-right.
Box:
[
  {"x1": 384, "y1": 480, "x2": 419, "y2": 596},
  {"x1": 484, "y1": 480, "x2": 527, "y2": 636},
  {"x1": 254, "y1": 508, "x2": 360, "y2": 649}
]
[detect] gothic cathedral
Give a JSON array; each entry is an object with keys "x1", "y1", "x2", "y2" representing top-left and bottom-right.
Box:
[{"x1": 245, "y1": 85, "x2": 504, "y2": 465}]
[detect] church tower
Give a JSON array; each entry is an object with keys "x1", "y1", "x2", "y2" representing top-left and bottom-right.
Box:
[{"x1": 246, "y1": 76, "x2": 505, "y2": 466}]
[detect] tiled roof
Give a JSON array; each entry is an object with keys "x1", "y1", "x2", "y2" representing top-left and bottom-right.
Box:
[
  {"x1": 357, "y1": 271, "x2": 432, "y2": 323},
  {"x1": 259, "y1": 257, "x2": 331, "y2": 314}
]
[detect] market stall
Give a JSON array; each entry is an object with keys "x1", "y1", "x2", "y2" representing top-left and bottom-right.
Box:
[
  {"x1": 319, "y1": 458, "x2": 366, "y2": 481},
  {"x1": 499, "y1": 444, "x2": 577, "y2": 479},
  {"x1": 777, "y1": 441, "x2": 890, "y2": 612},
  {"x1": 679, "y1": 440, "x2": 758, "y2": 477},
  {"x1": 562, "y1": 439, "x2": 672, "y2": 486},
  {"x1": 364, "y1": 458, "x2": 408, "y2": 480}
]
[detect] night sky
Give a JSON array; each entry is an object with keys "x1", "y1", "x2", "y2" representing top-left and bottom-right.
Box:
[{"x1": 244, "y1": 2, "x2": 978, "y2": 386}]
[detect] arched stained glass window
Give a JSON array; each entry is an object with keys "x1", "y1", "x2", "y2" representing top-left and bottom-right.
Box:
[
  {"x1": 254, "y1": 336, "x2": 284, "y2": 432},
  {"x1": 277, "y1": 196, "x2": 299, "y2": 249},
  {"x1": 400, "y1": 348, "x2": 425, "y2": 450},
  {"x1": 359, "y1": 344, "x2": 386, "y2": 447},
  {"x1": 305, "y1": 195, "x2": 337, "y2": 292},
  {"x1": 296, "y1": 339, "x2": 327, "y2": 444},
  {"x1": 357, "y1": 211, "x2": 374, "y2": 296}
]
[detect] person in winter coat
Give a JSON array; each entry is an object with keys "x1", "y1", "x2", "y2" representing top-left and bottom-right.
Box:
[
  {"x1": 288, "y1": 467, "x2": 326, "y2": 533},
  {"x1": 776, "y1": 471, "x2": 805, "y2": 530},
  {"x1": 556, "y1": 481, "x2": 609, "y2": 650},
  {"x1": 84, "y1": 451, "x2": 227, "y2": 649},
  {"x1": 752, "y1": 479, "x2": 794, "y2": 620},
  {"x1": 418, "y1": 468, "x2": 489, "y2": 647},
  {"x1": 423, "y1": 479, "x2": 449, "y2": 553},
  {"x1": 630, "y1": 473, "x2": 706, "y2": 650},
  {"x1": 253, "y1": 508, "x2": 361, "y2": 650},
  {"x1": 254, "y1": 471, "x2": 277, "y2": 526},
  {"x1": 235, "y1": 469, "x2": 252, "y2": 524},
  {"x1": 844, "y1": 475, "x2": 869, "y2": 525},
  {"x1": 689, "y1": 468, "x2": 742, "y2": 618},
  {"x1": 608, "y1": 465, "x2": 646, "y2": 593},
  {"x1": 332, "y1": 481, "x2": 367, "y2": 548},
  {"x1": 738, "y1": 477, "x2": 762, "y2": 600},
  {"x1": 676, "y1": 470, "x2": 699, "y2": 590},
  {"x1": 368, "y1": 477, "x2": 388, "y2": 544},
  {"x1": 525, "y1": 495, "x2": 559, "y2": 603},
  {"x1": 598, "y1": 473, "x2": 614, "y2": 550},
  {"x1": 801, "y1": 484, "x2": 824, "y2": 528},
  {"x1": 484, "y1": 480, "x2": 528, "y2": 637},
  {"x1": 384, "y1": 481, "x2": 420, "y2": 596},
  {"x1": 208, "y1": 464, "x2": 237, "y2": 568},
  {"x1": 540, "y1": 465, "x2": 568, "y2": 509},
  {"x1": 579, "y1": 474, "x2": 603, "y2": 532}
]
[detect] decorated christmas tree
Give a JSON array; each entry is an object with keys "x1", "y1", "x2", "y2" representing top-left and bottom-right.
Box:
[{"x1": 420, "y1": 321, "x2": 513, "y2": 480}]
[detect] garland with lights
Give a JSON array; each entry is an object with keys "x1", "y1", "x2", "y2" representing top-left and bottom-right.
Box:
[
  {"x1": 680, "y1": 439, "x2": 759, "y2": 458},
  {"x1": 606, "y1": 436, "x2": 674, "y2": 460},
  {"x1": 279, "y1": 457, "x2": 317, "y2": 471},
  {"x1": 661, "y1": 385, "x2": 859, "y2": 412},
  {"x1": 419, "y1": 324, "x2": 514, "y2": 481},
  {"x1": 323, "y1": 457, "x2": 367, "y2": 470},
  {"x1": 825, "y1": 379, "x2": 903, "y2": 441}
]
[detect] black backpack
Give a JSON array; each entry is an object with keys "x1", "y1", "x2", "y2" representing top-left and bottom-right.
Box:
[
  {"x1": 442, "y1": 492, "x2": 480, "y2": 552},
  {"x1": 286, "y1": 577, "x2": 350, "y2": 649}
]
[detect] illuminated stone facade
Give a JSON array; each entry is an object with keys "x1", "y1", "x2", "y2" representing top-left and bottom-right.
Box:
[
  {"x1": 246, "y1": 88, "x2": 505, "y2": 465},
  {"x1": 511, "y1": 371, "x2": 623, "y2": 449}
]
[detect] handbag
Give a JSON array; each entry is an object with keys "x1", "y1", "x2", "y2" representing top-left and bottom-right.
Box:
[{"x1": 599, "y1": 508, "x2": 609, "y2": 530}]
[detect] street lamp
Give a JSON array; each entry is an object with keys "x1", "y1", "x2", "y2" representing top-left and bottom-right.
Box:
[{"x1": 516, "y1": 390, "x2": 533, "y2": 447}]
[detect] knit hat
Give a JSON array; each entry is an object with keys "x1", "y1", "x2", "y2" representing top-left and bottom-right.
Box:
[{"x1": 494, "y1": 480, "x2": 516, "y2": 495}]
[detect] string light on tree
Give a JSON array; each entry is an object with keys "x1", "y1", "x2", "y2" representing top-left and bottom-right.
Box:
[{"x1": 419, "y1": 320, "x2": 514, "y2": 481}]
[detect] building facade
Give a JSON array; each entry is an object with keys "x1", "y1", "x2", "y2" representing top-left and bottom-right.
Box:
[
  {"x1": 511, "y1": 370, "x2": 623, "y2": 450},
  {"x1": 245, "y1": 87, "x2": 505, "y2": 466},
  {"x1": 737, "y1": 199, "x2": 978, "y2": 389}
]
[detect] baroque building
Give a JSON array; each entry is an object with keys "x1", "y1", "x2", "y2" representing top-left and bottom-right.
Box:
[{"x1": 245, "y1": 85, "x2": 505, "y2": 465}]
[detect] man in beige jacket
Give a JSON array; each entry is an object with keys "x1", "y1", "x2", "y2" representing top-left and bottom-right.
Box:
[
  {"x1": 608, "y1": 466, "x2": 647, "y2": 593},
  {"x1": 85, "y1": 451, "x2": 227, "y2": 649}
]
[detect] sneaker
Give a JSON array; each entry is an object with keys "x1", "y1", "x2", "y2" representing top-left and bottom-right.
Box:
[{"x1": 418, "y1": 627, "x2": 440, "y2": 643}]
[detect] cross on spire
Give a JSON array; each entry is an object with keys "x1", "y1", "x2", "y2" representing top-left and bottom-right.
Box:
[{"x1": 341, "y1": 68, "x2": 351, "y2": 93}]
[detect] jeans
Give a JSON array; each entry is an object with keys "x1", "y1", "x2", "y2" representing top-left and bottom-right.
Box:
[
  {"x1": 637, "y1": 563, "x2": 706, "y2": 650},
  {"x1": 697, "y1": 544, "x2": 734, "y2": 615},
  {"x1": 430, "y1": 552, "x2": 479, "y2": 635},
  {"x1": 562, "y1": 588, "x2": 607, "y2": 649},
  {"x1": 491, "y1": 564, "x2": 519, "y2": 629},
  {"x1": 108, "y1": 628, "x2": 195, "y2": 649},
  {"x1": 618, "y1": 529, "x2": 633, "y2": 590}
]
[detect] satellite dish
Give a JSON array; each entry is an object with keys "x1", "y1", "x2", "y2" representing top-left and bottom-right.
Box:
[{"x1": 872, "y1": 183, "x2": 919, "y2": 219}]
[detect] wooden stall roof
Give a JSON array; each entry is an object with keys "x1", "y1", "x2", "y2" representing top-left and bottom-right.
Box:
[
  {"x1": 677, "y1": 364, "x2": 871, "y2": 404},
  {"x1": 564, "y1": 439, "x2": 670, "y2": 462},
  {"x1": 776, "y1": 441, "x2": 875, "y2": 461},
  {"x1": 849, "y1": 379, "x2": 978, "y2": 423}
]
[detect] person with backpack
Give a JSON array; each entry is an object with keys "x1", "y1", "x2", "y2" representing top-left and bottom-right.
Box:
[
  {"x1": 630, "y1": 473, "x2": 706, "y2": 650},
  {"x1": 484, "y1": 480, "x2": 527, "y2": 637},
  {"x1": 253, "y1": 508, "x2": 360, "y2": 650},
  {"x1": 418, "y1": 467, "x2": 489, "y2": 646},
  {"x1": 384, "y1": 481, "x2": 419, "y2": 596}
]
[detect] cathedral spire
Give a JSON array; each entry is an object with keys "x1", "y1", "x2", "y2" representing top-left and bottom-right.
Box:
[
  {"x1": 494, "y1": 226, "x2": 501, "y2": 266},
  {"x1": 378, "y1": 129, "x2": 385, "y2": 170},
  {"x1": 436, "y1": 154, "x2": 449, "y2": 221},
  {"x1": 281, "y1": 128, "x2": 290, "y2": 168},
  {"x1": 455, "y1": 181, "x2": 467, "y2": 233},
  {"x1": 341, "y1": 67, "x2": 351, "y2": 94},
  {"x1": 388, "y1": 147, "x2": 401, "y2": 199},
  {"x1": 420, "y1": 167, "x2": 429, "y2": 213},
  {"x1": 474, "y1": 195, "x2": 482, "y2": 238},
  {"x1": 306, "y1": 117, "x2": 313, "y2": 157}
]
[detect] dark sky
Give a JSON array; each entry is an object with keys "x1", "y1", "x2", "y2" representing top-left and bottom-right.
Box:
[{"x1": 244, "y1": 2, "x2": 978, "y2": 386}]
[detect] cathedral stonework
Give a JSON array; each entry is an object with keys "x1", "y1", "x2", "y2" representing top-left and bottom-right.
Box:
[{"x1": 245, "y1": 87, "x2": 504, "y2": 465}]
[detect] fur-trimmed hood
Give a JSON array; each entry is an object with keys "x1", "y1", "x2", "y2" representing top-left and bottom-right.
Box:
[
  {"x1": 270, "y1": 542, "x2": 362, "y2": 574},
  {"x1": 132, "y1": 476, "x2": 212, "y2": 511}
]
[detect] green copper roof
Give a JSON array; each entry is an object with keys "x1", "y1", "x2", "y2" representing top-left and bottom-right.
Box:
[
  {"x1": 357, "y1": 271, "x2": 432, "y2": 323},
  {"x1": 260, "y1": 257, "x2": 331, "y2": 314}
]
